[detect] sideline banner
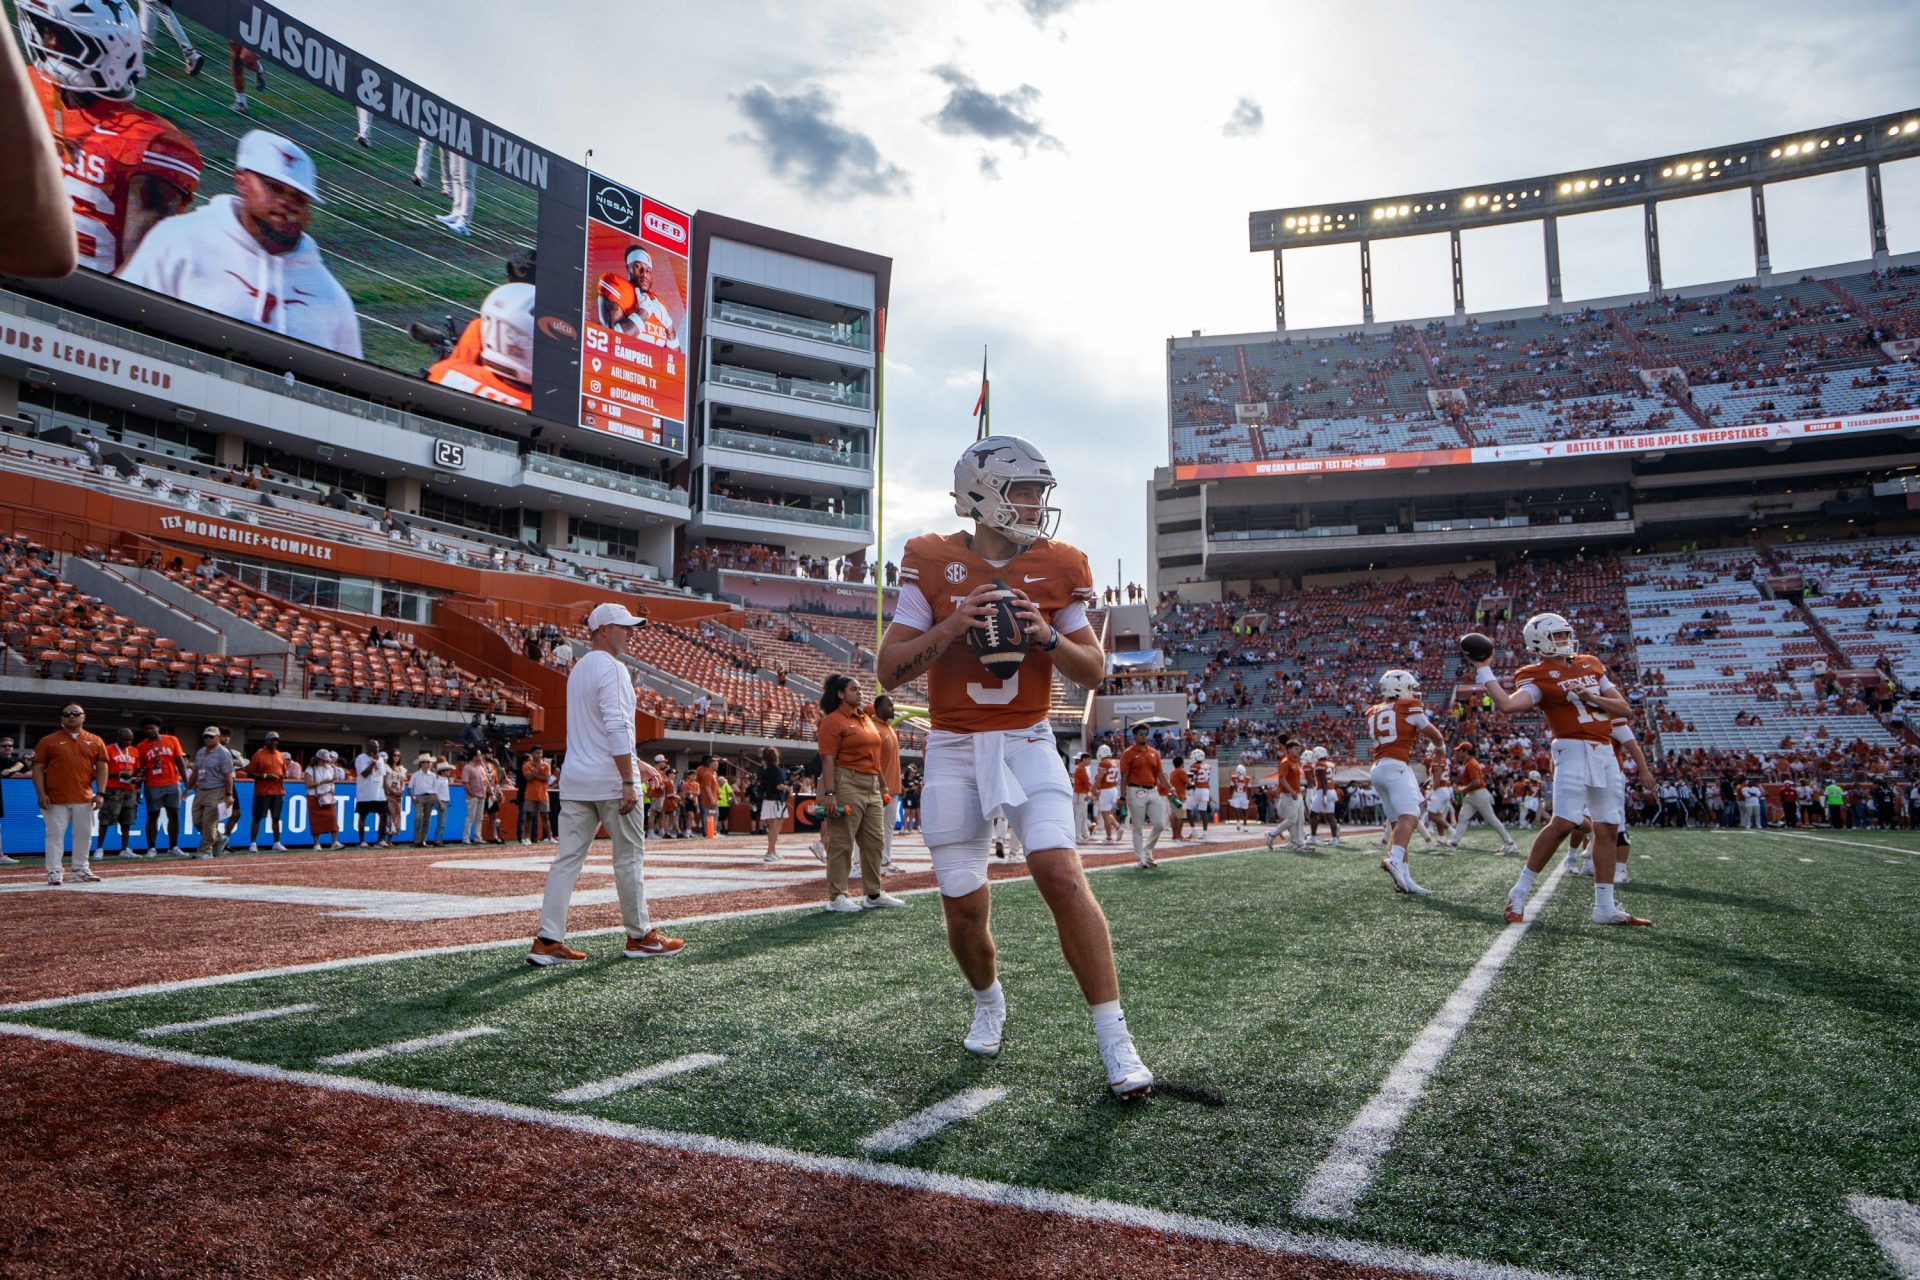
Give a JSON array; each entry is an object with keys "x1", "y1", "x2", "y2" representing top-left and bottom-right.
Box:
[{"x1": 1172, "y1": 406, "x2": 1920, "y2": 481}]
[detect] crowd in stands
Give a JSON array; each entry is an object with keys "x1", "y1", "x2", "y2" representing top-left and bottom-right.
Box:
[{"x1": 679, "y1": 541, "x2": 880, "y2": 584}]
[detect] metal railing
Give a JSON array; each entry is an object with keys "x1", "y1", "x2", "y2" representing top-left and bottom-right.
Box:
[
  {"x1": 0, "y1": 289, "x2": 516, "y2": 455},
  {"x1": 712, "y1": 300, "x2": 870, "y2": 351},
  {"x1": 710, "y1": 363, "x2": 870, "y2": 410},
  {"x1": 705, "y1": 427, "x2": 870, "y2": 471},
  {"x1": 522, "y1": 453, "x2": 686, "y2": 505},
  {"x1": 703, "y1": 494, "x2": 870, "y2": 532}
]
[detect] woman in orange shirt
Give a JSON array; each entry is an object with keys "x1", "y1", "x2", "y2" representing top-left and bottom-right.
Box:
[
  {"x1": 815, "y1": 675, "x2": 903, "y2": 914},
  {"x1": 520, "y1": 746, "x2": 553, "y2": 844}
]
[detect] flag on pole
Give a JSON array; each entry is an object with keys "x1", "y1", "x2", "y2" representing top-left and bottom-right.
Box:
[{"x1": 972, "y1": 347, "x2": 989, "y2": 441}]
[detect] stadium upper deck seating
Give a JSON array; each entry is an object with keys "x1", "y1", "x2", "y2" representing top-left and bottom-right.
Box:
[
  {"x1": 1170, "y1": 265, "x2": 1920, "y2": 465},
  {"x1": 1776, "y1": 536, "x2": 1920, "y2": 686}
]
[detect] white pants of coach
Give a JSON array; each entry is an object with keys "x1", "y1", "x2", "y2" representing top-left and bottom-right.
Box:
[
  {"x1": 1740, "y1": 799, "x2": 1763, "y2": 829},
  {"x1": 1272, "y1": 793, "x2": 1306, "y2": 847},
  {"x1": 1458, "y1": 787, "x2": 1513, "y2": 844},
  {"x1": 539, "y1": 797, "x2": 650, "y2": 942},
  {"x1": 1128, "y1": 786, "x2": 1165, "y2": 859},
  {"x1": 43, "y1": 802, "x2": 96, "y2": 874}
]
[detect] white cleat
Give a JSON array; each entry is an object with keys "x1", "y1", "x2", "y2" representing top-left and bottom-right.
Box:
[
  {"x1": 761, "y1": 850, "x2": 781, "y2": 863},
  {"x1": 1613, "y1": 867, "x2": 1632, "y2": 885},
  {"x1": 1497, "y1": 843, "x2": 1518, "y2": 856},
  {"x1": 808, "y1": 840, "x2": 827, "y2": 865},
  {"x1": 964, "y1": 1003, "x2": 1005, "y2": 1056},
  {"x1": 1592, "y1": 907, "x2": 1652, "y2": 927},
  {"x1": 1381, "y1": 858, "x2": 1429, "y2": 896},
  {"x1": 1263, "y1": 831, "x2": 1278, "y2": 851},
  {"x1": 1099, "y1": 1033, "x2": 1154, "y2": 1099},
  {"x1": 1567, "y1": 858, "x2": 1592, "y2": 878}
]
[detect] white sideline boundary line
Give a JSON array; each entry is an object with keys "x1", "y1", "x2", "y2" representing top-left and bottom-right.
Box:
[
  {"x1": 1753, "y1": 830, "x2": 1920, "y2": 857},
  {"x1": 136, "y1": 1002, "x2": 320, "y2": 1039},
  {"x1": 1294, "y1": 859, "x2": 1572, "y2": 1222},
  {"x1": 857, "y1": 1087, "x2": 1006, "y2": 1154},
  {"x1": 0, "y1": 1020, "x2": 1582, "y2": 1280},
  {"x1": 0, "y1": 841, "x2": 1269, "y2": 1015},
  {"x1": 552, "y1": 1053, "x2": 725, "y2": 1103},
  {"x1": 1848, "y1": 1195, "x2": 1920, "y2": 1279},
  {"x1": 315, "y1": 1025, "x2": 500, "y2": 1067}
]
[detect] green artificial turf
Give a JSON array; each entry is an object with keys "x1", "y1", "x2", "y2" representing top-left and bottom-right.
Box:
[{"x1": 9, "y1": 829, "x2": 1916, "y2": 1279}]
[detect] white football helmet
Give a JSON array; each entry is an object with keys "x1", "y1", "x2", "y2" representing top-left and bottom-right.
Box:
[
  {"x1": 1095, "y1": 744, "x2": 1111, "y2": 760},
  {"x1": 1311, "y1": 747, "x2": 1330, "y2": 762},
  {"x1": 1523, "y1": 612, "x2": 1577, "y2": 659},
  {"x1": 953, "y1": 435, "x2": 1060, "y2": 547},
  {"x1": 1234, "y1": 764, "x2": 1248, "y2": 776},
  {"x1": 17, "y1": 0, "x2": 143, "y2": 101},
  {"x1": 1188, "y1": 749, "x2": 1205, "y2": 763},
  {"x1": 478, "y1": 282, "x2": 536, "y2": 386},
  {"x1": 1379, "y1": 668, "x2": 1421, "y2": 701},
  {"x1": 1528, "y1": 770, "x2": 1541, "y2": 781}
]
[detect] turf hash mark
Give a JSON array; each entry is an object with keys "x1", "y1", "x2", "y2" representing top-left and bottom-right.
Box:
[
  {"x1": 1848, "y1": 1195, "x2": 1920, "y2": 1279},
  {"x1": 1295, "y1": 858, "x2": 1570, "y2": 1221},
  {"x1": 135, "y1": 1003, "x2": 321, "y2": 1039},
  {"x1": 858, "y1": 1087, "x2": 1009, "y2": 1155},
  {"x1": 316, "y1": 1025, "x2": 502, "y2": 1067},
  {"x1": 552, "y1": 1053, "x2": 726, "y2": 1103}
]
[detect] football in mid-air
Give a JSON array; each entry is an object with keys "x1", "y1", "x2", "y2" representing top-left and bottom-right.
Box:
[
  {"x1": 968, "y1": 579, "x2": 1029, "y2": 676},
  {"x1": 1459, "y1": 632, "x2": 1495, "y2": 662}
]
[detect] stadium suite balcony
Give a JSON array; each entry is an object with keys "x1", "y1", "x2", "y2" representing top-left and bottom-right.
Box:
[
  {"x1": 710, "y1": 299, "x2": 872, "y2": 354},
  {"x1": 519, "y1": 453, "x2": 689, "y2": 515},
  {"x1": 692, "y1": 489, "x2": 871, "y2": 556},
  {"x1": 708, "y1": 363, "x2": 870, "y2": 410},
  {"x1": 698, "y1": 426, "x2": 871, "y2": 486}
]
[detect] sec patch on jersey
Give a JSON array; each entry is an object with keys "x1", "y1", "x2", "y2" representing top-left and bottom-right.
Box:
[{"x1": 968, "y1": 580, "x2": 1029, "y2": 676}]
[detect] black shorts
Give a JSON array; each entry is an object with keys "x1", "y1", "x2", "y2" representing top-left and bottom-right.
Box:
[{"x1": 354, "y1": 798, "x2": 385, "y2": 818}]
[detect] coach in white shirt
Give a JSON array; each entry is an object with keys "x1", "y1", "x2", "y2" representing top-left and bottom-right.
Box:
[
  {"x1": 529, "y1": 602, "x2": 681, "y2": 965},
  {"x1": 120, "y1": 130, "x2": 362, "y2": 358}
]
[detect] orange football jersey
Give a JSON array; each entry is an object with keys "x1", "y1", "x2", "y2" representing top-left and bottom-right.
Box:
[
  {"x1": 1095, "y1": 758, "x2": 1121, "y2": 789},
  {"x1": 1513, "y1": 653, "x2": 1614, "y2": 744},
  {"x1": 427, "y1": 354, "x2": 534, "y2": 409},
  {"x1": 1365, "y1": 697, "x2": 1429, "y2": 763},
  {"x1": 899, "y1": 531, "x2": 1095, "y2": 733},
  {"x1": 33, "y1": 69, "x2": 201, "y2": 273}
]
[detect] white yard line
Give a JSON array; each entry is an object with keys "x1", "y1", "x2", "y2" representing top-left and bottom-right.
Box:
[
  {"x1": 136, "y1": 1003, "x2": 320, "y2": 1039},
  {"x1": 315, "y1": 1025, "x2": 500, "y2": 1068},
  {"x1": 1294, "y1": 858, "x2": 1571, "y2": 1222},
  {"x1": 1848, "y1": 1195, "x2": 1920, "y2": 1279},
  {"x1": 857, "y1": 1087, "x2": 1007, "y2": 1154},
  {"x1": 1753, "y1": 830, "x2": 1920, "y2": 856},
  {"x1": 0, "y1": 842, "x2": 1266, "y2": 1016},
  {"x1": 552, "y1": 1053, "x2": 725, "y2": 1103},
  {"x1": 0, "y1": 1020, "x2": 1579, "y2": 1280}
]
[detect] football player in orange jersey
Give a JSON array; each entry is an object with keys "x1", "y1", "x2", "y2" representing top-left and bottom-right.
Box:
[
  {"x1": 427, "y1": 282, "x2": 534, "y2": 410},
  {"x1": 1472, "y1": 611, "x2": 1651, "y2": 927},
  {"x1": 877, "y1": 435, "x2": 1152, "y2": 1098},
  {"x1": 1366, "y1": 669, "x2": 1446, "y2": 895},
  {"x1": 1070, "y1": 751, "x2": 1094, "y2": 843},
  {"x1": 1093, "y1": 743, "x2": 1122, "y2": 842},
  {"x1": 1566, "y1": 715, "x2": 1655, "y2": 881},
  {"x1": 18, "y1": 0, "x2": 201, "y2": 273}
]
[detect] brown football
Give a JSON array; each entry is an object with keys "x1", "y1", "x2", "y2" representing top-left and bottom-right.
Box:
[
  {"x1": 968, "y1": 579, "x2": 1029, "y2": 676},
  {"x1": 1459, "y1": 632, "x2": 1495, "y2": 662}
]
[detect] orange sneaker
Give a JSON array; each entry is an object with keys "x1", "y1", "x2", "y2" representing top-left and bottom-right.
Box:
[
  {"x1": 527, "y1": 938, "x2": 586, "y2": 966},
  {"x1": 623, "y1": 929, "x2": 685, "y2": 959}
]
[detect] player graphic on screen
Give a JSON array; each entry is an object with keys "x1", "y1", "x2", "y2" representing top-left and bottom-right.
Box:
[
  {"x1": 18, "y1": 0, "x2": 202, "y2": 272},
  {"x1": 120, "y1": 129, "x2": 362, "y2": 358},
  {"x1": 428, "y1": 282, "x2": 534, "y2": 410}
]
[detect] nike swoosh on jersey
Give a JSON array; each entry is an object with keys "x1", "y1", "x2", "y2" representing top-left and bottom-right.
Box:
[{"x1": 1023, "y1": 575, "x2": 1046, "y2": 583}]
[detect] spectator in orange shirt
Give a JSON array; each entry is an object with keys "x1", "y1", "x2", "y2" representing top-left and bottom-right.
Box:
[
  {"x1": 871, "y1": 694, "x2": 902, "y2": 872},
  {"x1": 33, "y1": 702, "x2": 109, "y2": 884},
  {"x1": 97, "y1": 726, "x2": 143, "y2": 857},
  {"x1": 520, "y1": 746, "x2": 553, "y2": 844},
  {"x1": 242, "y1": 732, "x2": 289, "y2": 852},
  {"x1": 814, "y1": 675, "x2": 903, "y2": 913}
]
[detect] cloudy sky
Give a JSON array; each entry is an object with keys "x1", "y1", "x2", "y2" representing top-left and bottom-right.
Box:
[{"x1": 312, "y1": 0, "x2": 1920, "y2": 586}]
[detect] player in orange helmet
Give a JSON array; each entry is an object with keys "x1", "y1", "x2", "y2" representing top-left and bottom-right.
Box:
[
  {"x1": 877, "y1": 435, "x2": 1152, "y2": 1098},
  {"x1": 18, "y1": 0, "x2": 201, "y2": 273},
  {"x1": 1472, "y1": 611, "x2": 1651, "y2": 927}
]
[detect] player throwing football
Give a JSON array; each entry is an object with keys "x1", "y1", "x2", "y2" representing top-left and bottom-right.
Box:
[
  {"x1": 1471, "y1": 612, "x2": 1651, "y2": 927},
  {"x1": 878, "y1": 436, "x2": 1153, "y2": 1098}
]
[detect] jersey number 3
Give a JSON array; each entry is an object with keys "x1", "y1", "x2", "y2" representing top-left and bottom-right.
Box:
[{"x1": 966, "y1": 670, "x2": 1019, "y2": 705}]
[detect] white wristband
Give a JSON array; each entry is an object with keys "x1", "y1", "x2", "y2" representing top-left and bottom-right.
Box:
[{"x1": 1474, "y1": 667, "x2": 1498, "y2": 686}]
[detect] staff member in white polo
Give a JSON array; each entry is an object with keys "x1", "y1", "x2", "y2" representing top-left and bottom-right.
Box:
[
  {"x1": 120, "y1": 129, "x2": 362, "y2": 358},
  {"x1": 527, "y1": 602, "x2": 683, "y2": 966}
]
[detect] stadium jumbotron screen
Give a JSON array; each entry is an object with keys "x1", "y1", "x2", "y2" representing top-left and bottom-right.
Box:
[{"x1": 9, "y1": 0, "x2": 592, "y2": 422}]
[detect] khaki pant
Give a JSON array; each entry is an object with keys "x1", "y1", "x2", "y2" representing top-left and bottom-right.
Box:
[
  {"x1": 823, "y1": 768, "x2": 884, "y2": 898},
  {"x1": 42, "y1": 802, "x2": 95, "y2": 873},
  {"x1": 539, "y1": 797, "x2": 650, "y2": 942},
  {"x1": 1459, "y1": 787, "x2": 1513, "y2": 844},
  {"x1": 1127, "y1": 786, "x2": 1165, "y2": 860},
  {"x1": 1271, "y1": 793, "x2": 1306, "y2": 847},
  {"x1": 191, "y1": 789, "x2": 228, "y2": 855}
]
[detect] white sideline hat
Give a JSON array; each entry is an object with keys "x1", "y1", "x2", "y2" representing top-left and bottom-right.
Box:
[
  {"x1": 586, "y1": 601, "x2": 647, "y2": 630},
  {"x1": 235, "y1": 129, "x2": 325, "y2": 203}
]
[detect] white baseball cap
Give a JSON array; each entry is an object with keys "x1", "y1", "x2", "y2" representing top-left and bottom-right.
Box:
[
  {"x1": 235, "y1": 129, "x2": 326, "y2": 203},
  {"x1": 586, "y1": 601, "x2": 647, "y2": 630}
]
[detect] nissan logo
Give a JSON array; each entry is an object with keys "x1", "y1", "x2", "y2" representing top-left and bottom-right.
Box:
[
  {"x1": 594, "y1": 184, "x2": 634, "y2": 226},
  {"x1": 643, "y1": 211, "x2": 686, "y2": 244}
]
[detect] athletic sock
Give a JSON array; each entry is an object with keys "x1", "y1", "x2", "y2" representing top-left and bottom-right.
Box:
[
  {"x1": 973, "y1": 980, "x2": 1004, "y2": 1009},
  {"x1": 1595, "y1": 883, "x2": 1616, "y2": 914},
  {"x1": 1089, "y1": 1000, "x2": 1128, "y2": 1043},
  {"x1": 1514, "y1": 867, "x2": 1536, "y2": 897},
  {"x1": 1613, "y1": 864, "x2": 1629, "y2": 884},
  {"x1": 1388, "y1": 844, "x2": 1407, "y2": 867}
]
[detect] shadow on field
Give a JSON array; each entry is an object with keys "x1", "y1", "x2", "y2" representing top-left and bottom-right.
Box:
[
  {"x1": 1625, "y1": 881, "x2": 1811, "y2": 916},
  {"x1": 1640, "y1": 932, "x2": 1920, "y2": 1022}
]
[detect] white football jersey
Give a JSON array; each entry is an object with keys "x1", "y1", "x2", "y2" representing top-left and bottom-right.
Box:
[{"x1": 120, "y1": 195, "x2": 362, "y2": 358}]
